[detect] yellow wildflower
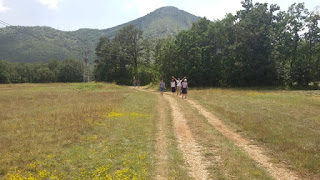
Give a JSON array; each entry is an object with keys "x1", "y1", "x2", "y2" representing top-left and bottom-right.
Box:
[
  {"x1": 107, "y1": 112, "x2": 124, "y2": 117},
  {"x1": 38, "y1": 170, "x2": 50, "y2": 178},
  {"x1": 86, "y1": 135, "x2": 98, "y2": 141}
]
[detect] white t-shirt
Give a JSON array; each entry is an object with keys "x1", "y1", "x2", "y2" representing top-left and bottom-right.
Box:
[
  {"x1": 176, "y1": 80, "x2": 182, "y2": 87},
  {"x1": 182, "y1": 82, "x2": 188, "y2": 88},
  {"x1": 171, "y1": 82, "x2": 176, "y2": 87}
]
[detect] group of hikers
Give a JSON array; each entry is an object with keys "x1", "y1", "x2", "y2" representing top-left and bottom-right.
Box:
[
  {"x1": 159, "y1": 76, "x2": 188, "y2": 99},
  {"x1": 133, "y1": 76, "x2": 188, "y2": 98}
]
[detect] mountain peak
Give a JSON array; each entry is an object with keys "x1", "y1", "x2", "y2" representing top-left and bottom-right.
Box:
[
  {"x1": 154, "y1": 6, "x2": 180, "y2": 11},
  {"x1": 149, "y1": 6, "x2": 194, "y2": 17},
  {"x1": 0, "y1": 7, "x2": 200, "y2": 62},
  {"x1": 103, "y1": 6, "x2": 200, "y2": 38}
]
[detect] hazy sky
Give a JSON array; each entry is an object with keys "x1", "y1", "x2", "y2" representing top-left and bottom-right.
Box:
[{"x1": 0, "y1": 0, "x2": 319, "y2": 31}]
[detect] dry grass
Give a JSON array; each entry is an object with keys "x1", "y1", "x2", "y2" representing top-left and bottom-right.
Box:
[
  {"x1": 0, "y1": 83, "x2": 158, "y2": 179},
  {"x1": 189, "y1": 88, "x2": 320, "y2": 179},
  {"x1": 172, "y1": 95, "x2": 273, "y2": 179}
]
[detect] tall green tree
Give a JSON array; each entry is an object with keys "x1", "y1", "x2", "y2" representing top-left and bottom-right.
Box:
[
  {"x1": 272, "y1": 10, "x2": 291, "y2": 84},
  {"x1": 305, "y1": 12, "x2": 320, "y2": 82},
  {"x1": 114, "y1": 25, "x2": 143, "y2": 77},
  {"x1": 232, "y1": 2, "x2": 277, "y2": 85},
  {"x1": 287, "y1": 3, "x2": 309, "y2": 85},
  {"x1": 94, "y1": 37, "x2": 119, "y2": 82},
  {"x1": 94, "y1": 25, "x2": 151, "y2": 85}
]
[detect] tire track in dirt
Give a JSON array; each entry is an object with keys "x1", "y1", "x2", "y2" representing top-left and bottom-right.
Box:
[
  {"x1": 186, "y1": 99, "x2": 300, "y2": 180},
  {"x1": 154, "y1": 95, "x2": 168, "y2": 180},
  {"x1": 133, "y1": 87, "x2": 169, "y2": 179},
  {"x1": 163, "y1": 95, "x2": 209, "y2": 180},
  {"x1": 137, "y1": 87, "x2": 209, "y2": 179}
]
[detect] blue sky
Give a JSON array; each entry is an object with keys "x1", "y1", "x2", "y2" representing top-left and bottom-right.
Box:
[{"x1": 0, "y1": 0, "x2": 319, "y2": 31}]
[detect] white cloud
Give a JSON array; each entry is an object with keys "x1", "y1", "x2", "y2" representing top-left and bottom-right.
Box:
[
  {"x1": 0, "y1": 0, "x2": 10, "y2": 13},
  {"x1": 37, "y1": 0, "x2": 59, "y2": 9}
]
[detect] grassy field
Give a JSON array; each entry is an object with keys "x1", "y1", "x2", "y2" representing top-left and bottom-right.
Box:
[
  {"x1": 2, "y1": 83, "x2": 319, "y2": 179},
  {"x1": 173, "y1": 95, "x2": 273, "y2": 179},
  {"x1": 189, "y1": 88, "x2": 320, "y2": 179},
  {"x1": 0, "y1": 83, "x2": 161, "y2": 179},
  {"x1": 176, "y1": 96, "x2": 273, "y2": 179}
]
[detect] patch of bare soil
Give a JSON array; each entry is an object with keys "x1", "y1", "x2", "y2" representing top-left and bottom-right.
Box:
[
  {"x1": 186, "y1": 99, "x2": 300, "y2": 180},
  {"x1": 154, "y1": 95, "x2": 168, "y2": 180},
  {"x1": 163, "y1": 95, "x2": 209, "y2": 180}
]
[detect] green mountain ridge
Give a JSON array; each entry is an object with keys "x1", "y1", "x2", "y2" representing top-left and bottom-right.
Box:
[
  {"x1": 0, "y1": 6, "x2": 200, "y2": 63},
  {"x1": 102, "y1": 6, "x2": 200, "y2": 38}
]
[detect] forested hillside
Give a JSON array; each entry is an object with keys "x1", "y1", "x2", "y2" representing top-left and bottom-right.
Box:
[
  {"x1": 1, "y1": 2, "x2": 319, "y2": 87},
  {"x1": 0, "y1": 6, "x2": 199, "y2": 63},
  {"x1": 0, "y1": 27, "x2": 105, "y2": 63},
  {"x1": 94, "y1": 1, "x2": 320, "y2": 87}
]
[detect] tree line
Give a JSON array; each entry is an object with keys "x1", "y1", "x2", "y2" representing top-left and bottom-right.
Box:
[
  {"x1": 156, "y1": 1, "x2": 320, "y2": 86},
  {"x1": 94, "y1": 1, "x2": 320, "y2": 87},
  {"x1": 1, "y1": 1, "x2": 319, "y2": 87},
  {"x1": 0, "y1": 59, "x2": 86, "y2": 83}
]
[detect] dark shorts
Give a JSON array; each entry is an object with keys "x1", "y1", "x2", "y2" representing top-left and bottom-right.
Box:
[
  {"x1": 160, "y1": 87, "x2": 165, "y2": 92},
  {"x1": 182, "y1": 88, "x2": 187, "y2": 94},
  {"x1": 171, "y1": 87, "x2": 176, "y2": 92}
]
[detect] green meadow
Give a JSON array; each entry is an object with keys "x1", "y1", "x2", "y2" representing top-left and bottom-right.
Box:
[
  {"x1": 1, "y1": 83, "x2": 320, "y2": 179},
  {"x1": 0, "y1": 83, "x2": 159, "y2": 179},
  {"x1": 189, "y1": 88, "x2": 320, "y2": 179}
]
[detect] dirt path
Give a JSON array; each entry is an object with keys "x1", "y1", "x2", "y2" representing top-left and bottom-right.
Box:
[
  {"x1": 137, "y1": 87, "x2": 299, "y2": 179},
  {"x1": 186, "y1": 99, "x2": 300, "y2": 180},
  {"x1": 137, "y1": 88, "x2": 209, "y2": 179},
  {"x1": 163, "y1": 94, "x2": 209, "y2": 180},
  {"x1": 154, "y1": 95, "x2": 168, "y2": 180}
]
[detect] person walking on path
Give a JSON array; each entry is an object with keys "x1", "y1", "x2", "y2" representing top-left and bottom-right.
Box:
[
  {"x1": 170, "y1": 79, "x2": 176, "y2": 95},
  {"x1": 181, "y1": 79, "x2": 188, "y2": 99},
  {"x1": 137, "y1": 79, "x2": 140, "y2": 88},
  {"x1": 173, "y1": 76, "x2": 186, "y2": 96},
  {"x1": 159, "y1": 80, "x2": 166, "y2": 96},
  {"x1": 133, "y1": 79, "x2": 137, "y2": 88}
]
